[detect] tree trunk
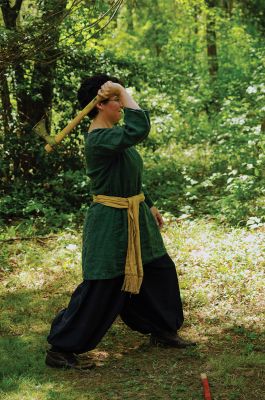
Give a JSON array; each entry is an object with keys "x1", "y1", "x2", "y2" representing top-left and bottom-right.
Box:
[
  {"x1": 0, "y1": 69, "x2": 14, "y2": 180},
  {"x1": 205, "y1": 0, "x2": 218, "y2": 80},
  {"x1": 1, "y1": 0, "x2": 67, "y2": 179},
  {"x1": 0, "y1": 71, "x2": 12, "y2": 136},
  {"x1": 192, "y1": 4, "x2": 201, "y2": 63},
  {"x1": 194, "y1": 4, "x2": 199, "y2": 35},
  {"x1": 15, "y1": 0, "x2": 67, "y2": 129},
  {"x1": 153, "y1": 0, "x2": 162, "y2": 57},
  {"x1": 222, "y1": 0, "x2": 234, "y2": 16},
  {"x1": 126, "y1": 0, "x2": 134, "y2": 33},
  {"x1": 1, "y1": 0, "x2": 23, "y2": 28},
  {"x1": 1, "y1": 1, "x2": 25, "y2": 179},
  {"x1": 204, "y1": 0, "x2": 220, "y2": 116},
  {"x1": 261, "y1": 119, "x2": 265, "y2": 133}
]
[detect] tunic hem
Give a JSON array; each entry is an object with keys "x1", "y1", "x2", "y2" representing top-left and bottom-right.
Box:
[{"x1": 82, "y1": 250, "x2": 168, "y2": 280}]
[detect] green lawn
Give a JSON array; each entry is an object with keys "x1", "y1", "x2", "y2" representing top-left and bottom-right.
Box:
[{"x1": 0, "y1": 217, "x2": 264, "y2": 400}]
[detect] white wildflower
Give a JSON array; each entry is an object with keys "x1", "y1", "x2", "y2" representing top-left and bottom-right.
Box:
[
  {"x1": 246, "y1": 85, "x2": 257, "y2": 94},
  {"x1": 239, "y1": 175, "x2": 250, "y2": 181},
  {"x1": 66, "y1": 244, "x2": 77, "y2": 251},
  {"x1": 229, "y1": 116, "x2": 246, "y2": 125},
  {"x1": 187, "y1": 96, "x2": 200, "y2": 103},
  {"x1": 246, "y1": 164, "x2": 254, "y2": 170},
  {"x1": 252, "y1": 125, "x2": 261, "y2": 134}
]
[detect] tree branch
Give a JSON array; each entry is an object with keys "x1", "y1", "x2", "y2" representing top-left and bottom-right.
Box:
[
  {"x1": 0, "y1": 0, "x2": 124, "y2": 72},
  {"x1": 0, "y1": 234, "x2": 58, "y2": 243}
]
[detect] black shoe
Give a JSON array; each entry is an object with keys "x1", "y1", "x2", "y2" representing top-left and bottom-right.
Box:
[
  {"x1": 45, "y1": 350, "x2": 95, "y2": 370},
  {"x1": 150, "y1": 332, "x2": 196, "y2": 348}
]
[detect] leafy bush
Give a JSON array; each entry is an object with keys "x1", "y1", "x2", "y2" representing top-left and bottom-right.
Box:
[{"x1": 0, "y1": 170, "x2": 91, "y2": 232}]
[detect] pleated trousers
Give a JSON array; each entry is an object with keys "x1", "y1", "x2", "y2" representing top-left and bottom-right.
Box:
[{"x1": 47, "y1": 253, "x2": 184, "y2": 354}]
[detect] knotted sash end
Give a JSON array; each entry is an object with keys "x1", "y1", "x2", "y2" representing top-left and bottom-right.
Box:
[
  {"x1": 93, "y1": 193, "x2": 145, "y2": 295},
  {"x1": 121, "y1": 274, "x2": 143, "y2": 295}
]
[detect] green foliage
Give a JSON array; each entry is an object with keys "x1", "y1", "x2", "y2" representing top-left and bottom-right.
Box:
[
  {"x1": 0, "y1": 171, "x2": 90, "y2": 232},
  {"x1": 1, "y1": 0, "x2": 265, "y2": 228}
]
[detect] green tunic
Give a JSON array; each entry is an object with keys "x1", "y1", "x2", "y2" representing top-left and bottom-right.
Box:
[{"x1": 82, "y1": 108, "x2": 167, "y2": 280}]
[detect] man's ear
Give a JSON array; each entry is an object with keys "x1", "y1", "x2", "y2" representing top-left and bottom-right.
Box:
[{"x1": 96, "y1": 103, "x2": 104, "y2": 112}]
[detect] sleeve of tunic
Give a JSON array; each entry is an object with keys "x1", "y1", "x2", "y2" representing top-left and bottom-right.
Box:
[{"x1": 89, "y1": 108, "x2": 150, "y2": 154}]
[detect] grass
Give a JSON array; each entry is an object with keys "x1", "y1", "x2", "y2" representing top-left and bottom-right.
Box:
[{"x1": 0, "y1": 216, "x2": 265, "y2": 400}]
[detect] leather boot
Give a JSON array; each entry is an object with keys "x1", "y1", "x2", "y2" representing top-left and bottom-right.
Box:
[
  {"x1": 150, "y1": 331, "x2": 196, "y2": 348},
  {"x1": 45, "y1": 349, "x2": 95, "y2": 370}
]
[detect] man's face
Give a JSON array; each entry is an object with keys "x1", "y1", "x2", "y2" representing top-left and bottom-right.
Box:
[{"x1": 100, "y1": 95, "x2": 123, "y2": 124}]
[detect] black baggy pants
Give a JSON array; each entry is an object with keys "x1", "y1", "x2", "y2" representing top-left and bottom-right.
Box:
[{"x1": 47, "y1": 253, "x2": 184, "y2": 354}]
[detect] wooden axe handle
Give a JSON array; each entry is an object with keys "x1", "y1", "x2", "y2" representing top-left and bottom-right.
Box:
[{"x1": 45, "y1": 95, "x2": 102, "y2": 153}]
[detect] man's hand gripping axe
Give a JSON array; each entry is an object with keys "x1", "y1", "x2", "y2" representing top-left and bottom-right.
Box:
[{"x1": 33, "y1": 95, "x2": 101, "y2": 153}]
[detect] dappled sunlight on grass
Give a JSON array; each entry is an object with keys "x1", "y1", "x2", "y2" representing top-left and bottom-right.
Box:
[
  {"x1": 1, "y1": 218, "x2": 265, "y2": 399},
  {"x1": 1, "y1": 231, "x2": 82, "y2": 292},
  {"x1": 163, "y1": 217, "x2": 265, "y2": 332}
]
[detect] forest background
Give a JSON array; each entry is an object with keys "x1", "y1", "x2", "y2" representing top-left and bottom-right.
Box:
[
  {"x1": 1, "y1": 0, "x2": 264, "y2": 231},
  {"x1": 0, "y1": 1, "x2": 265, "y2": 400}
]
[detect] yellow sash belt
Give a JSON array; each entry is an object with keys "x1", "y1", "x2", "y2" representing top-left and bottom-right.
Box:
[{"x1": 93, "y1": 193, "x2": 145, "y2": 294}]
